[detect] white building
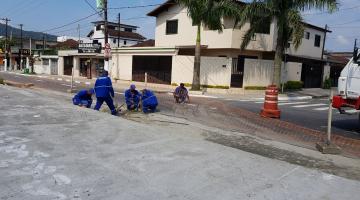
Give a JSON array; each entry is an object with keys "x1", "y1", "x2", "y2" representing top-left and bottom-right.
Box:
[
  {"x1": 87, "y1": 21, "x2": 146, "y2": 48},
  {"x1": 57, "y1": 36, "x2": 91, "y2": 43}
]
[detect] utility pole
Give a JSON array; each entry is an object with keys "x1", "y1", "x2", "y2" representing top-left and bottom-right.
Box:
[
  {"x1": 19, "y1": 24, "x2": 23, "y2": 71},
  {"x1": 321, "y1": 24, "x2": 328, "y2": 60},
  {"x1": 117, "y1": 13, "x2": 121, "y2": 48},
  {"x1": 42, "y1": 34, "x2": 45, "y2": 55},
  {"x1": 104, "y1": 0, "x2": 109, "y2": 71},
  {"x1": 1, "y1": 18, "x2": 10, "y2": 71}
]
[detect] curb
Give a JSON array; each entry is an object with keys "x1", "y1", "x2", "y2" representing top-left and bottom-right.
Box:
[
  {"x1": 254, "y1": 96, "x2": 313, "y2": 101},
  {"x1": 3, "y1": 80, "x2": 34, "y2": 88}
]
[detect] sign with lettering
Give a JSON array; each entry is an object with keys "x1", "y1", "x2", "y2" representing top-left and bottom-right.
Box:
[
  {"x1": 19, "y1": 49, "x2": 31, "y2": 56},
  {"x1": 78, "y1": 43, "x2": 101, "y2": 53}
]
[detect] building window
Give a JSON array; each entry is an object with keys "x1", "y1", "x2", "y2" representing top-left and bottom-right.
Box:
[
  {"x1": 304, "y1": 32, "x2": 310, "y2": 40},
  {"x1": 124, "y1": 28, "x2": 132, "y2": 32},
  {"x1": 93, "y1": 40, "x2": 99, "y2": 44},
  {"x1": 113, "y1": 38, "x2": 117, "y2": 44},
  {"x1": 254, "y1": 18, "x2": 271, "y2": 34},
  {"x1": 124, "y1": 40, "x2": 127, "y2": 45},
  {"x1": 166, "y1": 20, "x2": 178, "y2": 35},
  {"x1": 314, "y1": 34, "x2": 321, "y2": 47},
  {"x1": 96, "y1": 25, "x2": 101, "y2": 31}
]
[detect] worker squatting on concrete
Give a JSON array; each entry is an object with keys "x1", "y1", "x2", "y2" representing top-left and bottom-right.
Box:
[
  {"x1": 173, "y1": 83, "x2": 190, "y2": 103},
  {"x1": 125, "y1": 84, "x2": 141, "y2": 111},
  {"x1": 94, "y1": 71, "x2": 118, "y2": 115},
  {"x1": 141, "y1": 89, "x2": 158, "y2": 113},
  {"x1": 72, "y1": 89, "x2": 94, "y2": 108}
]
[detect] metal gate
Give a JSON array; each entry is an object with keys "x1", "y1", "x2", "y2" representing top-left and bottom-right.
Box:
[
  {"x1": 231, "y1": 57, "x2": 244, "y2": 88},
  {"x1": 50, "y1": 59, "x2": 58, "y2": 75}
]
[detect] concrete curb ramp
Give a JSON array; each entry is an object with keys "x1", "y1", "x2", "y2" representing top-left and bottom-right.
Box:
[{"x1": 3, "y1": 80, "x2": 34, "y2": 88}]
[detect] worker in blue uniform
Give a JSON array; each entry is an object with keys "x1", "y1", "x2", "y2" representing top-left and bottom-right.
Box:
[
  {"x1": 125, "y1": 84, "x2": 141, "y2": 111},
  {"x1": 141, "y1": 89, "x2": 158, "y2": 113},
  {"x1": 72, "y1": 89, "x2": 94, "y2": 108},
  {"x1": 94, "y1": 71, "x2": 118, "y2": 115}
]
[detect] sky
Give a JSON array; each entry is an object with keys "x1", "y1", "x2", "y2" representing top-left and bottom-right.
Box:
[{"x1": 0, "y1": 0, "x2": 359, "y2": 52}]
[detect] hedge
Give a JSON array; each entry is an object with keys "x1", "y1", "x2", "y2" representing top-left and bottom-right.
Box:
[
  {"x1": 171, "y1": 83, "x2": 230, "y2": 89},
  {"x1": 245, "y1": 86, "x2": 267, "y2": 90},
  {"x1": 284, "y1": 81, "x2": 303, "y2": 90}
]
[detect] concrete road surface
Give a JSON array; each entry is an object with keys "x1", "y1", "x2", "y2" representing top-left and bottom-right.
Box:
[{"x1": 1, "y1": 85, "x2": 360, "y2": 200}]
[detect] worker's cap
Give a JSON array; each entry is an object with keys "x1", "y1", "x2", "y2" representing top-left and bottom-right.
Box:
[
  {"x1": 130, "y1": 84, "x2": 136, "y2": 89},
  {"x1": 102, "y1": 70, "x2": 109, "y2": 77}
]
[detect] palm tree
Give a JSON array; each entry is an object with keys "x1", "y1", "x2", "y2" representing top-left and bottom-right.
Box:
[
  {"x1": 237, "y1": 0, "x2": 338, "y2": 88},
  {"x1": 176, "y1": 0, "x2": 239, "y2": 90}
]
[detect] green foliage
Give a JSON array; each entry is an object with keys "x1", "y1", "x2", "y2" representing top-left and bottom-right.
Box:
[
  {"x1": 202, "y1": 85, "x2": 230, "y2": 89},
  {"x1": 171, "y1": 83, "x2": 179, "y2": 86},
  {"x1": 323, "y1": 77, "x2": 331, "y2": 89},
  {"x1": 284, "y1": 81, "x2": 303, "y2": 90},
  {"x1": 245, "y1": 86, "x2": 267, "y2": 90},
  {"x1": 0, "y1": 77, "x2": 3, "y2": 85},
  {"x1": 236, "y1": 0, "x2": 338, "y2": 87}
]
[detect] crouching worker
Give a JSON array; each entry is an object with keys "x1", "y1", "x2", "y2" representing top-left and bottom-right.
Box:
[
  {"x1": 141, "y1": 89, "x2": 158, "y2": 113},
  {"x1": 125, "y1": 84, "x2": 141, "y2": 111},
  {"x1": 173, "y1": 83, "x2": 190, "y2": 103},
  {"x1": 72, "y1": 89, "x2": 94, "y2": 108},
  {"x1": 94, "y1": 71, "x2": 118, "y2": 115}
]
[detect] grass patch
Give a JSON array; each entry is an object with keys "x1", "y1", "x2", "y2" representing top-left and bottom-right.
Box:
[{"x1": 245, "y1": 86, "x2": 267, "y2": 90}]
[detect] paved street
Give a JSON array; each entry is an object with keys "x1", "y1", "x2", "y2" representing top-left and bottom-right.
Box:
[
  {"x1": 1, "y1": 72, "x2": 359, "y2": 141},
  {"x1": 1, "y1": 84, "x2": 360, "y2": 200}
]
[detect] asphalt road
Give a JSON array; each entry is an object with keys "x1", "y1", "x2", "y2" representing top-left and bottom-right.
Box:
[
  {"x1": 1, "y1": 72, "x2": 359, "y2": 140},
  {"x1": 226, "y1": 98, "x2": 360, "y2": 139}
]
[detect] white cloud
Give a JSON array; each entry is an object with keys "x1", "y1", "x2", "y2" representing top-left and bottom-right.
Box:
[{"x1": 336, "y1": 35, "x2": 350, "y2": 45}]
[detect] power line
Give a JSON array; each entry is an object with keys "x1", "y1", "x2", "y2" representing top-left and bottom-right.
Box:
[
  {"x1": 40, "y1": 11, "x2": 103, "y2": 33},
  {"x1": 108, "y1": 3, "x2": 163, "y2": 10}
]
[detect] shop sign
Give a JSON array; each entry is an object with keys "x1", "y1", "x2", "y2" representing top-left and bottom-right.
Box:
[{"x1": 78, "y1": 43, "x2": 102, "y2": 53}]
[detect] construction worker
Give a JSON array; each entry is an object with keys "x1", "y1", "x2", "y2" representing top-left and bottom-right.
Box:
[
  {"x1": 173, "y1": 83, "x2": 190, "y2": 103},
  {"x1": 94, "y1": 71, "x2": 118, "y2": 115},
  {"x1": 125, "y1": 84, "x2": 141, "y2": 111},
  {"x1": 141, "y1": 89, "x2": 158, "y2": 113},
  {"x1": 72, "y1": 89, "x2": 94, "y2": 108}
]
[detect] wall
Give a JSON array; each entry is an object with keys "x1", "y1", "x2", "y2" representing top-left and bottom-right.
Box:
[
  {"x1": 243, "y1": 59, "x2": 274, "y2": 87},
  {"x1": 323, "y1": 64, "x2": 331, "y2": 82},
  {"x1": 111, "y1": 54, "x2": 133, "y2": 81},
  {"x1": 286, "y1": 27, "x2": 325, "y2": 59},
  {"x1": 154, "y1": 4, "x2": 274, "y2": 51},
  {"x1": 282, "y1": 62, "x2": 302, "y2": 82},
  {"x1": 172, "y1": 56, "x2": 231, "y2": 86}
]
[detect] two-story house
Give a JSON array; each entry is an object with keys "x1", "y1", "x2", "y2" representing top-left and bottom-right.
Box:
[
  {"x1": 87, "y1": 21, "x2": 146, "y2": 48},
  {"x1": 109, "y1": 0, "x2": 330, "y2": 89}
]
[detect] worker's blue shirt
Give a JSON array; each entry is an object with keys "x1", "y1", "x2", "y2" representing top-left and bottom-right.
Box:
[
  {"x1": 94, "y1": 76, "x2": 114, "y2": 98},
  {"x1": 73, "y1": 89, "x2": 92, "y2": 102},
  {"x1": 142, "y1": 90, "x2": 158, "y2": 107},
  {"x1": 125, "y1": 89, "x2": 140, "y2": 106}
]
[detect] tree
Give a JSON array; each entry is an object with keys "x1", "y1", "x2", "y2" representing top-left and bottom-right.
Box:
[
  {"x1": 176, "y1": 0, "x2": 239, "y2": 90},
  {"x1": 236, "y1": 0, "x2": 338, "y2": 87}
]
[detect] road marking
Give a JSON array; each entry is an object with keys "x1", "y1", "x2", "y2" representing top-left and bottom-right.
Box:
[
  {"x1": 75, "y1": 81, "x2": 80, "y2": 84},
  {"x1": 344, "y1": 110, "x2": 360, "y2": 114},
  {"x1": 115, "y1": 92, "x2": 124, "y2": 95},
  {"x1": 57, "y1": 78, "x2": 63, "y2": 81},
  {"x1": 292, "y1": 103, "x2": 327, "y2": 108},
  {"x1": 278, "y1": 102, "x2": 308, "y2": 106},
  {"x1": 85, "y1": 82, "x2": 91, "y2": 85},
  {"x1": 36, "y1": 80, "x2": 43, "y2": 82},
  {"x1": 313, "y1": 107, "x2": 332, "y2": 111},
  {"x1": 66, "y1": 79, "x2": 70, "y2": 82}
]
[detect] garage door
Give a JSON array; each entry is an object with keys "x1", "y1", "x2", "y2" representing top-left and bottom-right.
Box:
[
  {"x1": 301, "y1": 64, "x2": 323, "y2": 88},
  {"x1": 132, "y1": 56, "x2": 172, "y2": 84}
]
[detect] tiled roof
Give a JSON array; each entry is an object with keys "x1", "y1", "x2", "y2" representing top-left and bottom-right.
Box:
[{"x1": 131, "y1": 39, "x2": 155, "y2": 47}]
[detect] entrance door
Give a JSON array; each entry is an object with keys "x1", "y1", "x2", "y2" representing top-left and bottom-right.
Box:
[
  {"x1": 301, "y1": 64, "x2": 323, "y2": 88},
  {"x1": 64, "y1": 56, "x2": 73, "y2": 76},
  {"x1": 50, "y1": 59, "x2": 58, "y2": 75},
  {"x1": 231, "y1": 56, "x2": 257, "y2": 88},
  {"x1": 132, "y1": 56, "x2": 172, "y2": 84}
]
